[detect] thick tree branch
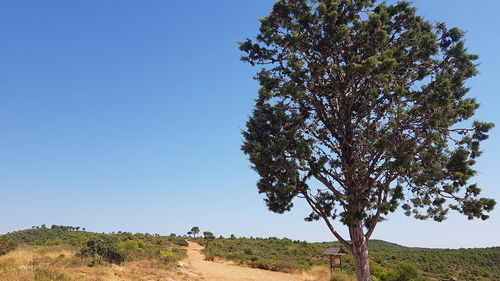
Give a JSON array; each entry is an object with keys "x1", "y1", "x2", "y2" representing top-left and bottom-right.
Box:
[{"x1": 303, "y1": 191, "x2": 352, "y2": 252}]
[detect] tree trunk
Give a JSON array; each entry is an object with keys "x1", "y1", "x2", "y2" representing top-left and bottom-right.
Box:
[{"x1": 350, "y1": 224, "x2": 372, "y2": 281}]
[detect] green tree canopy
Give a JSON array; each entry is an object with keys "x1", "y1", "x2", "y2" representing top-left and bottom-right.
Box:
[
  {"x1": 240, "y1": 0, "x2": 495, "y2": 280},
  {"x1": 190, "y1": 226, "x2": 200, "y2": 237},
  {"x1": 203, "y1": 231, "x2": 215, "y2": 247}
]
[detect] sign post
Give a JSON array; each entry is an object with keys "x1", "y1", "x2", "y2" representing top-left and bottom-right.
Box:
[{"x1": 324, "y1": 247, "x2": 347, "y2": 279}]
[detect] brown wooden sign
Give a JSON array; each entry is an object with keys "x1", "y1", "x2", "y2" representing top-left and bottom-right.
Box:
[
  {"x1": 324, "y1": 247, "x2": 347, "y2": 273},
  {"x1": 330, "y1": 255, "x2": 342, "y2": 268}
]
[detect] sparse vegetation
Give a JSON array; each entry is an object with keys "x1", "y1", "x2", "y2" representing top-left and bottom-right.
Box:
[
  {"x1": 2, "y1": 226, "x2": 498, "y2": 281},
  {"x1": 0, "y1": 246, "x2": 191, "y2": 281},
  {"x1": 199, "y1": 236, "x2": 500, "y2": 280},
  {"x1": 0, "y1": 226, "x2": 189, "y2": 281}
]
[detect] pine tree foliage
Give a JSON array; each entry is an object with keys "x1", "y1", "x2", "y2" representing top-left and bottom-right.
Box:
[{"x1": 240, "y1": 0, "x2": 495, "y2": 249}]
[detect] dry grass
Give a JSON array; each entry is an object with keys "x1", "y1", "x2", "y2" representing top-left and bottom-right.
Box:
[
  {"x1": 0, "y1": 246, "x2": 195, "y2": 281},
  {"x1": 1, "y1": 246, "x2": 356, "y2": 281},
  {"x1": 300, "y1": 266, "x2": 357, "y2": 281}
]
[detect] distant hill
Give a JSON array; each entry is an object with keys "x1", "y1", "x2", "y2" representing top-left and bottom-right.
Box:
[
  {"x1": 367, "y1": 239, "x2": 406, "y2": 249},
  {"x1": 2, "y1": 225, "x2": 93, "y2": 246}
]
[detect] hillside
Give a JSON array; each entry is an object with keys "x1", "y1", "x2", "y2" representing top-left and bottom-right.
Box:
[
  {"x1": 0, "y1": 226, "x2": 190, "y2": 281},
  {"x1": 198, "y1": 237, "x2": 500, "y2": 281},
  {"x1": 2, "y1": 226, "x2": 93, "y2": 246},
  {"x1": 1, "y1": 227, "x2": 499, "y2": 281}
]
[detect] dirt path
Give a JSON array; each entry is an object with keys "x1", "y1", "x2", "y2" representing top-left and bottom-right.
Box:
[{"x1": 185, "y1": 242, "x2": 305, "y2": 281}]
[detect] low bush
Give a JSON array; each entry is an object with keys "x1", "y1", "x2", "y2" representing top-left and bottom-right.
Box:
[
  {"x1": 0, "y1": 237, "x2": 17, "y2": 256},
  {"x1": 371, "y1": 263, "x2": 426, "y2": 281},
  {"x1": 249, "y1": 258, "x2": 296, "y2": 273},
  {"x1": 117, "y1": 239, "x2": 142, "y2": 261},
  {"x1": 78, "y1": 236, "x2": 124, "y2": 264},
  {"x1": 158, "y1": 247, "x2": 186, "y2": 264},
  {"x1": 158, "y1": 250, "x2": 177, "y2": 263},
  {"x1": 169, "y1": 237, "x2": 188, "y2": 247},
  {"x1": 89, "y1": 254, "x2": 104, "y2": 267}
]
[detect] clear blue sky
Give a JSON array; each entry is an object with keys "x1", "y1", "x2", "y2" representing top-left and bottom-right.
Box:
[{"x1": 1, "y1": 0, "x2": 498, "y2": 249}]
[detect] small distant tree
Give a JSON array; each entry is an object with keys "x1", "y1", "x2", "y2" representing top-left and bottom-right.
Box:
[
  {"x1": 190, "y1": 227, "x2": 200, "y2": 238},
  {"x1": 187, "y1": 231, "x2": 193, "y2": 237},
  {"x1": 240, "y1": 1, "x2": 495, "y2": 280},
  {"x1": 203, "y1": 231, "x2": 215, "y2": 247}
]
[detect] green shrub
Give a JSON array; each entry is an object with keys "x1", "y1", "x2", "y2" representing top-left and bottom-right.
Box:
[
  {"x1": 0, "y1": 237, "x2": 17, "y2": 256},
  {"x1": 89, "y1": 254, "x2": 103, "y2": 267},
  {"x1": 249, "y1": 258, "x2": 296, "y2": 273},
  {"x1": 117, "y1": 239, "x2": 141, "y2": 261},
  {"x1": 78, "y1": 236, "x2": 124, "y2": 264},
  {"x1": 170, "y1": 237, "x2": 188, "y2": 247},
  {"x1": 394, "y1": 264, "x2": 426, "y2": 281},
  {"x1": 158, "y1": 250, "x2": 177, "y2": 263},
  {"x1": 372, "y1": 263, "x2": 427, "y2": 281},
  {"x1": 370, "y1": 262, "x2": 386, "y2": 278}
]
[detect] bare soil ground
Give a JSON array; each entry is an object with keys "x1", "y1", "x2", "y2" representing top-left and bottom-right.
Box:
[{"x1": 185, "y1": 241, "x2": 323, "y2": 281}]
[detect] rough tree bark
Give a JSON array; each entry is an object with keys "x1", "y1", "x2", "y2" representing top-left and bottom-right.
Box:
[{"x1": 350, "y1": 223, "x2": 372, "y2": 281}]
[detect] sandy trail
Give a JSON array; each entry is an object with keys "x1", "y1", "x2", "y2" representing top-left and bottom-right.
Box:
[{"x1": 185, "y1": 242, "x2": 304, "y2": 281}]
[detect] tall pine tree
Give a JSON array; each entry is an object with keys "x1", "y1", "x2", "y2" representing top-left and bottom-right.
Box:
[{"x1": 240, "y1": 1, "x2": 495, "y2": 280}]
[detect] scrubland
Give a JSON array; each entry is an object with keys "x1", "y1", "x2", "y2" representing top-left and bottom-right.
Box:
[
  {"x1": 1, "y1": 226, "x2": 499, "y2": 281},
  {"x1": 197, "y1": 236, "x2": 500, "y2": 281},
  {"x1": 0, "y1": 245, "x2": 197, "y2": 281},
  {"x1": 0, "y1": 226, "x2": 192, "y2": 281}
]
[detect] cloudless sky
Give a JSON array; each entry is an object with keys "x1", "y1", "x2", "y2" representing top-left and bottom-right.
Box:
[{"x1": 1, "y1": 0, "x2": 499, "y2": 249}]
